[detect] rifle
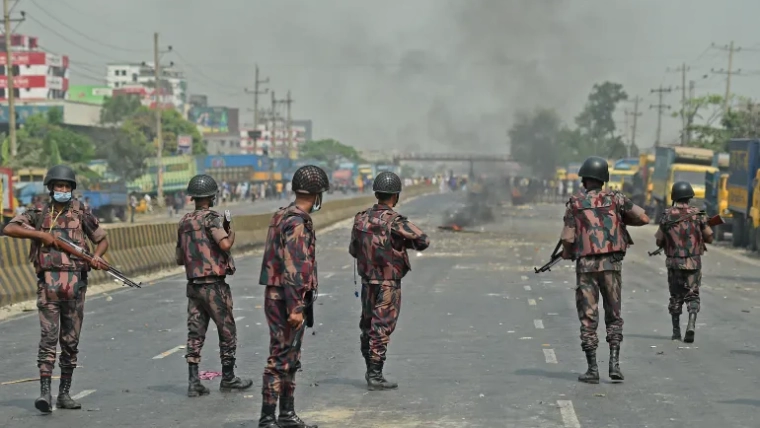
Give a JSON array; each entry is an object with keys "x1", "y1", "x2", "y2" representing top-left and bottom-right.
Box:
[
  {"x1": 223, "y1": 209, "x2": 232, "y2": 233},
  {"x1": 534, "y1": 240, "x2": 568, "y2": 274},
  {"x1": 53, "y1": 235, "x2": 142, "y2": 288},
  {"x1": 648, "y1": 214, "x2": 725, "y2": 257},
  {"x1": 290, "y1": 290, "x2": 316, "y2": 348}
]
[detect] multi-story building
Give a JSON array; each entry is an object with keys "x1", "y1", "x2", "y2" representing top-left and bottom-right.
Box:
[
  {"x1": 105, "y1": 62, "x2": 187, "y2": 111},
  {"x1": 240, "y1": 119, "x2": 312, "y2": 157},
  {"x1": 0, "y1": 34, "x2": 69, "y2": 102}
]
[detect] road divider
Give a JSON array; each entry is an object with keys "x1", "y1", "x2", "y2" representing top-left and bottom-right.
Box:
[{"x1": 0, "y1": 185, "x2": 434, "y2": 307}]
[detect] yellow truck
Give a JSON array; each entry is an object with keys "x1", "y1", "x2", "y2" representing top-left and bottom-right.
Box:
[
  {"x1": 606, "y1": 169, "x2": 636, "y2": 195},
  {"x1": 650, "y1": 146, "x2": 716, "y2": 222},
  {"x1": 705, "y1": 152, "x2": 732, "y2": 241}
]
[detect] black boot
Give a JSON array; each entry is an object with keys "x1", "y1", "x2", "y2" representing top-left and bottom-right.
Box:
[
  {"x1": 671, "y1": 314, "x2": 682, "y2": 341},
  {"x1": 34, "y1": 376, "x2": 53, "y2": 413},
  {"x1": 609, "y1": 347, "x2": 624, "y2": 381},
  {"x1": 278, "y1": 396, "x2": 317, "y2": 428},
  {"x1": 577, "y1": 350, "x2": 599, "y2": 384},
  {"x1": 366, "y1": 362, "x2": 398, "y2": 391},
  {"x1": 363, "y1": 356, "x2": 370, "y2": 383},
  {"x1": 219, "y1": 360, "x2": 253, "y2": 392},
  {"x1": 187, "y1": 363, "x2": 210, "y2": 397},
  {"x1": 56, "y1": 371, "x2": 82, "y2": 409},
  {"x1": 258, "y1": 403, "x2": 281, "y2": 428},
  {"x1": 684, "y1": 313, "x2": 697, "y2": 343}
]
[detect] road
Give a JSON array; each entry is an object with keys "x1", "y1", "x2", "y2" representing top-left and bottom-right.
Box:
[
  {"x1": 0, "y1": 192, "x2": 759, "y2": 427},
  {"x1": 103, "y1": 191, "x2": 364, "y2": 228}
]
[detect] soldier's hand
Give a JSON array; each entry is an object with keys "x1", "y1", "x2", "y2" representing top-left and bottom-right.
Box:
[
  {"x1": 38, "y1": 232, "x2": 57, "y2": 248},
  {"x1": 90, "y1": 255, "x2": 106, "y2": 270},
  {"x1": 288, "y1": 311, "x2": 304, "y2": 329}
]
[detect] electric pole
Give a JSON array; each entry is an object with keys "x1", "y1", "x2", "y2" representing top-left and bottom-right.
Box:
[
  {"x1": 268, "y1": 90, "x2": 278, "y2": 191},
  {"x1": 711, "y1": 41, "x2": 742, "y2": 113},
  {"x1": 153, "y1": 33, "x2": 172, "y2": 206},
  {"x1": 627, "y1": 96, "x2": 643, "y2": 152},
  {"x1": 686, "y1": 80, "x2": 696, "y2": 146},
  {"x1": 283, "y1": 90, "x2": 294, "y2": 159},
  {"x1": 2, "y1": 0, "x2": 24, "y2": 160},
  {"x1": 244, "y1": 65, "x2": 269, "y2": 152},
  {"x1": 668, "y1": 63, "x2": 691, "y2": 145},
  {"x1": 650, "y1": 86, "x2": 672, "y2": 147}
]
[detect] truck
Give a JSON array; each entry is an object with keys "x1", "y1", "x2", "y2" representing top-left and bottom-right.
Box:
[
  {"x1": 704, "y1": 152, "x2": 732, "y2": 241},
  {"x1": 650, "y1": 146, "x2": 716, "y2": 222},
  {"x1": 82, "y1": 182, "x2": 128, "y2": 223},
  {"x1": 631, "y1": 153, "x2": 655, "y2": 212},
  {"x1": 726, "y1": 139, "x2": 760, "y2": 249}
]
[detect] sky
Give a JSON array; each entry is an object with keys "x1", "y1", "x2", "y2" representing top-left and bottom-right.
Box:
[{"x1": 19, "y1": 0, "x2": 760, "y2": 154}]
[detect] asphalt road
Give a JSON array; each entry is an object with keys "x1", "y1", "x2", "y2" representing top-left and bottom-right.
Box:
[{"x1": 1, "y1": 192, "x2": 759, "y2": 427}]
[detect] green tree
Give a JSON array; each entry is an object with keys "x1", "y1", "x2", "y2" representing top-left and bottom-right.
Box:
[
  {"x1": 123, "y1": 106, "x2": 205, "y2": 156},
  {"x1": 95, "y1": 123, "x2": 152, "y2": 182},
  {"x1": 100, "y1": 94, "x2": 143, "y2": 125},
  {"x1": 508, "y1": 108, "x2": 564, "y2": 178},
  {"x1": 575, "y1": 81, "x2": 628, "y2": 157},
  {"x1": 300, "y1": 139, "x2": 364, "y2": 168}
]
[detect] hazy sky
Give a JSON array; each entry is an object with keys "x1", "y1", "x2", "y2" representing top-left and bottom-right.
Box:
[{"x1": 21, "y1": 0, "x2": 760, "y2": 153}]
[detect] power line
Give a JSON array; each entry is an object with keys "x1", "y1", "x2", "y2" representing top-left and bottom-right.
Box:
[
  {"x1": 172, "y1": 49, "x2": 241, "y2": 92},
  {"x1": 650, "y1": 86, "x2": 672, "y2": 147},
  {"x1": 25, "y1": 13, "x2": 125, "y2": 62}
]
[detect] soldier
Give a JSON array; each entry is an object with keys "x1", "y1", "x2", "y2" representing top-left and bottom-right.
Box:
[
  {"x1": 176, "y1": 174, "x2": 252, "y2": 397},
  {"x1": 257, "y1": 165, "x2": 329, "y2": 428},
  {"x1": 2, "y1": 165, "x2": 109, "y2": 413},
  {"x1": 559, "y1": 157, "x2": 649, "y2": 384},
  {"x1": 655, "y1": 182, "x2": 713, "y2": 343},
  {"x1": 349, "y1": 171, "x2": 430, "y2": 391}
]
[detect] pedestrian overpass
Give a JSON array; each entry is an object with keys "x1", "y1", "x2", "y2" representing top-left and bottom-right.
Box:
[{"x1": 391, "y1": 153, "x2": 515, "y2": 176}]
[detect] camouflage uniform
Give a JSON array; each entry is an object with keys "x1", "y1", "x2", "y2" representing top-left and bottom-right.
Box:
[
  {"x1": 259, "y1": 203, "x2": 317, "y2": 406},
  {"x1": 655, "y1": 203, "x2": 712, "y2": 342},
  {"x1": 9, "y1": 201, "x2": 105, "y2": 377},
  {"x1": 177, "y1": 209, "x2": 237, "y2": 366},
  {"x1": 349, "y1": 204, "x2": 429, "y2": 388}
]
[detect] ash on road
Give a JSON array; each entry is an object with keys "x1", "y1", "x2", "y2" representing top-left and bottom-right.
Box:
[{"x1": 0, "y1": 193, "x2": 759, "y2": 427}]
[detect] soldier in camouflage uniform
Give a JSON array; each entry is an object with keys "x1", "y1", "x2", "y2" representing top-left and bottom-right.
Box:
[
  {"x1": 258, "y1": 165, "x2": 329, "y2": 428},
  {"x1": 2, "y1": 165, "x2": 109, "y2": 413},
  {"x1": 559, "y1": 157, "x2": 649, "y2": 384},
  {"x1": 655, "y1": 182, "x2": 713, "y2": 343},
  {"x1": 349, "y1": 171, "x2": 430, "y2": 391},
  {"x1": 176, "y1": 174, "x2": 252, "y2": 397}
]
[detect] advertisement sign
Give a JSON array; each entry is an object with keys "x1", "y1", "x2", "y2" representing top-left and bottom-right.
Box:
[
  {"x1": 0, "y1": 105, "x2": 62, "y2": 124},
  {"x1": 177, "y1": 134, "x2": 192, "y2": 155},
  {"x1": 69, "y1": 85, "x2": 112, "y2": 105},
  {"x1": 0, "y1": 75, "x2": 47, "y2": 89},
  {"x1": 188, "y1": 106, "x2": 229, "y2": 134}
]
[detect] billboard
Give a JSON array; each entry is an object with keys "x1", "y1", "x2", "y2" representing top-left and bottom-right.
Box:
[
  {"x1": 177, "y1": 135, "x2": 193, "y2": 155},
  {"x1": 69, "y1": 85, "x2": 112, "y2": 105},
  {"x1": 188, "y1": 106, "x2": 229, "y2": 134},
  {"x1": 189, "y1": 94, "x2": 207, "y2": 108},
  {"x1": 0, "y1": 105, "x2": 62, "y2": 124}
]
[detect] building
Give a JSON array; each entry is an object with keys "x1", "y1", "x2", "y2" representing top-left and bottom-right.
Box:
[
  {"x1": 241, "y1": 119, "x2": 312, "y2": 157},
  {"x1": 105, "y1": 62, "x2": 187, "y2": 111},
  {"x1": 0, "y1": 34, "x2": 69, "y2": 102}
]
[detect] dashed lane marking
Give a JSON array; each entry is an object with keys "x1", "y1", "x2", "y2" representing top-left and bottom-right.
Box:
[
  {"x1": 528, "y1": 299, "x2": 537, "y2": 306},
  {"x1": 524, "y1": 285, "x2": 532, "y2": 291},
  {"x1": 152, "y1": 345, "x2": 184, "y2": 360},
  {"x1": 235, "y1": 316, "x2": 245, "y2": 321},
  {"x1": 534, "y1": 319, "x2": 544, "y2": 329},
  {"x1": 543, "y1": 349, "x2": 557, "y2": 364},
  {"x1": 325, "y1": 273, "x2": 335, "y2": 279},
  {"x1": 341, "y1": 264, "x2": 350, "y2": 270},
  {"x1": 557, "y1": 400, "x2": 581, "y2": 427},
  {"x1": 53, "y1": 390, "x2": 96, "y2": 410}
]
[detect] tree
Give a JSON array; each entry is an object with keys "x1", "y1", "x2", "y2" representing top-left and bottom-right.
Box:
[
  {"x1": 95, "y1": 124, "x2": 152, "y2": 182},
  {"x1": 300, "y1": 139, "x2": 364, "y2": 168},
  {"x1": 575, "y1": 82, "x2": 628, "y2": 156},
  {"x1": 508, "y1": 108, "x2": 564, "y2": 178},
  {"x1": 123, "y1": 106, "x2": 205, "y2": 156},
  {"x1": 100, "y1": 94, "x2": 142, "y2": 125}
]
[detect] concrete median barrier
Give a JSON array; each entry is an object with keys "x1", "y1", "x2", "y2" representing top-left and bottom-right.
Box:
[{"x1": 0, "y1": 185, "x2": 434, "y2": 307}]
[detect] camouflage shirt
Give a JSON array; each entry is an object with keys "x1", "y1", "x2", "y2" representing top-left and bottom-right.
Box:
[
  {"x1": 349, "y1": 204, "x2": 429, "y2": 286},
  {"x1": 655, "y1": 203, "x2": 711, "y2": 270},
  {"x1": 176, "y1": 209, "x2": 235, "y2": 283},
  {"x1": 259, "y1": 203, "x2": 317, "y2": 313}
]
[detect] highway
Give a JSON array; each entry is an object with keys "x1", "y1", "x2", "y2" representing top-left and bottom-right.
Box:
[{"x1": 0, "y1": 192, "x2": 759, "y2": 427}]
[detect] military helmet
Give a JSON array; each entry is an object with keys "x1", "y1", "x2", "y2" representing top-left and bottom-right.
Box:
[
  {"x1": 372, "y1": 171, "x2": 402, "y2": 194},
  {"x1": 187, "y1": 174, "x2": 218, "y2": 198},
  {"x1": 578, "y1": 156, "x2": 610, "y2": 183},
  {"x1": 44, "y1": 165, "x2": 77, "y2": 190},
  {"x1": 292, "y1": 165, "x2": 330, "y2": 194},
  {"x1": 671, "y1": 181, "x2": 695, "y2": 202}
]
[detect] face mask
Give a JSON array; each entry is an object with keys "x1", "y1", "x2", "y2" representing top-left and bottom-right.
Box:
[
  {"x1": 311, "y1": 194, "x2": 322, "y2": 213},
  {"x1": 53, "y1": 191, "x2": 72, "y2": 203}
]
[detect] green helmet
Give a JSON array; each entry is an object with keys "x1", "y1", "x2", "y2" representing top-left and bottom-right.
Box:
[
  {"x1": 671, "y1": 181, "x2": 695, "y2": 202},
  {"x1": 44, "y1": 165, "x2": 77, "y2": 190},
  {"x1": 578, "y1": 156, "x2": 610, "y2": 183},
  {"x1": 187, "y1": 174, "x2": 218, "y2": 198}
]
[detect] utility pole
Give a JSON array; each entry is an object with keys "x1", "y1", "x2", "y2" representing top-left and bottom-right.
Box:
[
  {"x1": 650, "y1": 86, "x2": 672, "y2": 147},
  {"x1": 283, "y1": 90, "x2": 294, "y2": 159},
  {"x1": 153, "y1": 32, "x2": 164, "y2": 206},
  {"x1": 668, "y1": 63, "x2": 691, "y2": 145},
  {"x1": 244, "y1": 65, "x2": 269, "y2": 153},
  {"x1": 711, "y1": 41, "x2": 742, "y2": 113},
  {"x1": 2, "y1": 0, "x2": 24, "y2": 160},
  {"x1": 627, "y1": 96, "x2": 643, "y2": 152},
  {"x1": 686, "y1": 80, "x2": 696, "y2": 146},
  {"x1": 268, "y1": 90, "x2": 277, "y2": 191}
]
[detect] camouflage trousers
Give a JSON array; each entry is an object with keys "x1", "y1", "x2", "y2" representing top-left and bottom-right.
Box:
[
  {"x1": 36, "y1": 271, "x2": 87, "y2": 375},
  {"x1": 185, "y1": 280, "x2": 237, "y2": 365},
  {"x1": 575, "y1": 271, "x2": 623, "y2": 351},
  {"x1": 262, "y1": 287, "x2": 303, "y2": 406},
  {"x1": 360, "y1": 282, "x2": 402, "y2": 364},
  {"x1": 667, "y1": 269, "x2": 701, "y2": 315}
]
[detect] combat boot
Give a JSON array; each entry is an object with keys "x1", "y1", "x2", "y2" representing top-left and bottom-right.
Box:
[
  {"x1": 56, "y1": 370, "x2": 82, "y2": 409},
  {"x1": 363, "y1": 356, "x2": 370, "y2": 383},
  {"x1": 187, "y1": 363, "x2": 210, "y2": 397},
  {"x1": 671, "y1": 314, "x2": 682, "y2": 341},
  {"x1": 609, "y1": 347, "x2": 624, "y2": 381},
  {"x1": 258, "y1": 403, "x2": 281, "y2": 428},
  {"x1": 366, "y1": 362, "x2": 398, "y2": 391},
  {"x1": 684, "y1": 313, "x2": 697, "y2": 343},
  {"x1": 34, "y1": 376, "x2": 53, "y2": 413},
  {"x1": 577, "y1": 350, "x2": 599, "y2": 384},
  {"x1": 219, "y1": 360, "x2": 253, "y2": 392},
  {"x1": 278, "y1": 396, "x2": 317, "y2": 428}
]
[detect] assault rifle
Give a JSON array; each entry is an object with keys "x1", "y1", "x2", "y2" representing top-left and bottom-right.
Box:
[
  {"x1": 534, "y1": 240, "x2": 570, "y2": 274},
  {"x1": 290, "y1": 290, "x2": 316, "y2": 348},
  {"x1": 648, "y1": 214, "x2": 725, "y2": 257},
  {"x1": 53, "y1": 235, "x2": 142, "y2": 288}
]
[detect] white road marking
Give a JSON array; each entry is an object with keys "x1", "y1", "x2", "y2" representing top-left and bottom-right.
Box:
[
  {"x1": 53, "y1": 389, "x2": 96, "y2": 410},
  {"x1": 235, "y1": 316, "x2": 245, "y2": 321},
  {"x1": 341, "y1": 264, "x2": 350, "y2": 270},
  {"x1": 524, "y1": 285, "x2": 532, "y2": 291},
  {"x1": 534, "y1": 319, "x2": 544, "y2": 329},
  {"x1": 543, "y1": 349, "x2": 558, "y2": 364},
  {"x1": 152, "y1": 345, "x2": 184, "y2": 359},
  {"x1": 325, "y1": 272, "x2": 335, "y2": 278},
  {"x1": 528, "y1": 299, "x2": 537, "y2": 306},
  {"x1": 557, "y1": 400, "x2": 581, "y2": 427}
]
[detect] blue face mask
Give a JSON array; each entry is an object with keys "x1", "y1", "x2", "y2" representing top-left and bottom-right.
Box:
[{"x1": 53, "y1": 191, "x2": 72, "y2": 203}]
